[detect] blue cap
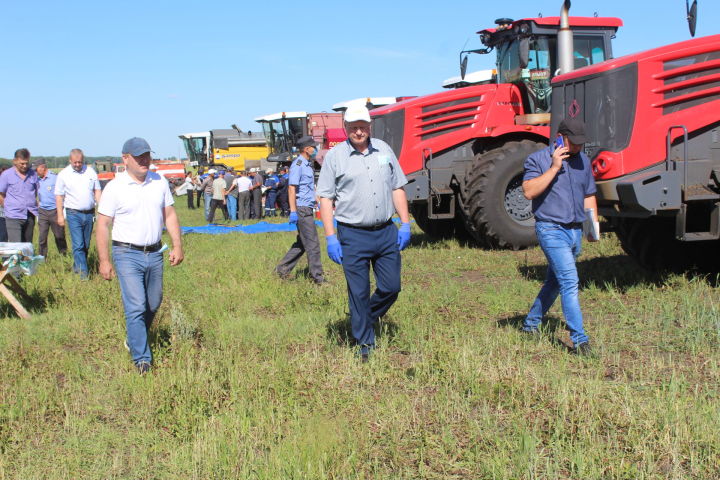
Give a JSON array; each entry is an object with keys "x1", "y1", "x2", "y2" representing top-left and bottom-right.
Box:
[{"x1": 122, "y1": 137, "x2": 153, "y2": 156}]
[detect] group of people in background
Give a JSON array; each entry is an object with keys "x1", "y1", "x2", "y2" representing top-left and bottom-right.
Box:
[
  {"x1": 0, "y1": 147, "x2": 102, "y2": 279},
  {"x1": 179, "y1": 166, "x2": 290, "y2": 223}
]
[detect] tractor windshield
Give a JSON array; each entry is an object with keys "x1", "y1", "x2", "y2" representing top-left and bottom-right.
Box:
[
  {"x1": 496, "y1": 34, "x2": 608, "y2": 114},
  {"x1": 181, "y1": 137, "x2": 208, "y2": 165}
]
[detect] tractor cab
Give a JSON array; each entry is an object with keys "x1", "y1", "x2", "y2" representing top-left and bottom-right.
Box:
[
  {"x1": 463, "y1": 16, "x2": 622, "y2": 115},
  {"x1": 254, "y1": 112, "x2": 308, "y2": 164}
]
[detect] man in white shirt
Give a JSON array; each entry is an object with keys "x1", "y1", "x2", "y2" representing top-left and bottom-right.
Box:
[
  {"x1": 55, "y1": 148, "x2": 101, "y2": 279},
  {"x1": 233, "y1": 170, "x2": 253, "y2": 220},
  {"x1": 96, "y1": 137, "x2": 183, "y2": 375}
]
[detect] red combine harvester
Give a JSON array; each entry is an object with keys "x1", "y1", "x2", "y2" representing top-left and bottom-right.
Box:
[
  {"x1": 152, "y1": 161, "x2": 186, "y2": 186},
  {"x1": 370, "y1": 12, "x2": 622, "y2": 248},
  {"x1": 552, "y1": 1, "x2": 719, "y2": 271}
]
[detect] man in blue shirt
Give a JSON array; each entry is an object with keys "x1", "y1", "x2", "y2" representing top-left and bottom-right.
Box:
[
  {"x1": 36, "y1": 162, "x2": 67, "y2": 257},
  {"x1": 263, "y1": 168, "x2": 280, "y2": 217},
  {"x1": 275, "y1": 136, "x2": 325, "y2": 284},
  {"x1": 521, "y1": 117, "x2": 598, "y2": 356}
]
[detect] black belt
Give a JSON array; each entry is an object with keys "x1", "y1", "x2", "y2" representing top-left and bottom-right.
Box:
[
  {"x1": 337, "y1": 219, "x2": 393, "y2": 231},
  {"x1": 558, "y1": 221, "x2": 583, "y2": 229},
  {"x1": 67, "y1": 208, "x2": 95, "y2": 214},
  {"x1": 112, "y1": 240, "x2": 162, "y2": 252}
]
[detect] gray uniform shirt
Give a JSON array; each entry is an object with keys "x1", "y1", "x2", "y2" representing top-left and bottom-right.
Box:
[{"x1": 317, "y1": 138, "x2": 407, "y2": 227}]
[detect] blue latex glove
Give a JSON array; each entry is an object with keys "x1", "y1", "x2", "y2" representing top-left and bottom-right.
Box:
[
  {"x1": 397, "y1": 222, "x2": 411, "y2": 251},
  {"x1": 289, "y1": 211, "x2": 298, "y2": 225},
  {"x1": 326, "y1": 234, "x2": 343, "y2": 264}
]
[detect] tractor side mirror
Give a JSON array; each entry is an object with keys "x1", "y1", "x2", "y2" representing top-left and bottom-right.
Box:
[
  {"x1": 460, "y1": 55, "x2": 468, "y2": 80},
  {"x1": 687, "y1": 0, "x2": 698, "y2": 37},
  {"x1": 519, "y1": 37, "x2": 530, "y2": 69}
]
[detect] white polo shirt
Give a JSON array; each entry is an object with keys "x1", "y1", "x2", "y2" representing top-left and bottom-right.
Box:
[
  {"x1": 55, "y1": 164, "x2": 101, "y2": 210},
  {"x1": 235, "y1": 176, "x2": 252, "y2": 192},
  {"x1": 98, "y1": 171, "x2": 174, "y2": 246}
]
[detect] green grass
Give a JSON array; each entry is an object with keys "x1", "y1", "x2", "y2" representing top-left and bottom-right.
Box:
[{"x1": 0, "y1": 200, "x2": 719, "y2": 479}]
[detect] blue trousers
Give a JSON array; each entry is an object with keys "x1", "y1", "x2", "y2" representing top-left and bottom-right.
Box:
[
  {"x1": 66, "y1": 210, "x2": 94, "y2": 277},
  {"x1": 337, "y1": 222, "x2": 401, "y2": 347},
  {"x1": 113, "y1": 246, "x2": 164, "y2": 365},
  {"x1": 523, "y1": 221, "x2": 589, "y2": 346},
  {"x1": 265, "y1": 191, "x2": 278, "y2": 215},
  {"x1": 226, "y1": 195, "x2": 238, "y2": 220}
]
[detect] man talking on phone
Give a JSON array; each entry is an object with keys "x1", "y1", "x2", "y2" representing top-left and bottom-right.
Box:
[{"x1": 520, "y1": 117, "x2": 598, "y2": 356}]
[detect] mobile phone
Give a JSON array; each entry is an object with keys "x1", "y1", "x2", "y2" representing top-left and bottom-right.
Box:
[{"x1": 554, "y1": 135, "x2": 565, "y2": 150}]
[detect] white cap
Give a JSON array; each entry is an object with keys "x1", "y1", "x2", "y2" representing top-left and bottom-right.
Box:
[
  {"x1": 265, "y1": 168, "x2": 274, "y2": 174},
  {"x1": 344, "y1": 105, "x2": 371, "y2": 123},
  {"x1": 149, "y1": 164, "x2": 158, "y2": 170},
  {"x1": 208, "y1": 168, "x2": 217, "y2": 174}
]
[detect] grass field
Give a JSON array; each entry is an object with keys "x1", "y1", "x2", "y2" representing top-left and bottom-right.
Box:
[{"x1": 1, "y1": 198, "x2": 718, "y2": 479}]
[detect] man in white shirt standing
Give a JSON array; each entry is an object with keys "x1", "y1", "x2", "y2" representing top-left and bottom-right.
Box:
[
  {"x1": 96, "y1": 137, "x2": 183, "y2": 375},
  {"x1": 55, "y1": 148, "x2": 101, "y2": 279}
]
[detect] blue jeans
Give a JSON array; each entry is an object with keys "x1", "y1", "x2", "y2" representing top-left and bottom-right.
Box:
[
  {"x1": 524, "y1": 221, "x2": 589, "y2": 346},
  {"x1": 226, "y1": 195, "x2": 238, "y2": 220},
  {"x1": 337, "y1": 222, "x2": 401, "y2": 348},
  {"x1": 66, "y1": 210, "x2": 94, "y2": 277},
  {"x1": 204, "y1": 192, "x2": 212, "y2": 221},
  {"x1": 113, "y1": 246, "x2": 164, "y2": 365}
]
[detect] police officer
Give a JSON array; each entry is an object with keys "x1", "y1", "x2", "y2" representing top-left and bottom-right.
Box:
[
  {"x1": 317, "y1": 105, "x2": 411, "y2": 361},
  {"x1": 275, "y1": 136, "x2": 325, "y2": 284}
]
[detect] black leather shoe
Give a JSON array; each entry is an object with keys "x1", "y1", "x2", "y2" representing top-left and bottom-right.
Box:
[
  {"x1": 573, "y1": 342, "x2": 593, "y2": 357},
  {"x1": 135, "y1": 362, "x2": 152, "y2": 375}
]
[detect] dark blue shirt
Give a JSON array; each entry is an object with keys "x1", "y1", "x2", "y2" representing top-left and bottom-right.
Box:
[{"x1": 523, "y1": 146, "x2": 596, "y2": 224}]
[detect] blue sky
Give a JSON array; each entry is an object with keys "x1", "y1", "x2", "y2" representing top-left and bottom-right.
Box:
[{"x1": 1, "y1": 0, "x2": 715, "y2": 158}]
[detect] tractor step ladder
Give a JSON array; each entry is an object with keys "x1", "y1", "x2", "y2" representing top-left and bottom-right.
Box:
[{"x1": 668, "y1": 125, "x2": 720, "y2": 241}]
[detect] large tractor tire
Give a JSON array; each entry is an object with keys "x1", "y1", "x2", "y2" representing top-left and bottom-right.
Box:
[
  {"x1": 410, "y1": 202, "x2": 466, "y2": 239},
  {"x1": 462, "y1": 140, "x2": 544, "y2": 249},
  {"x1": 614, "y1": 217, "x2": 720, "y2": 273}
]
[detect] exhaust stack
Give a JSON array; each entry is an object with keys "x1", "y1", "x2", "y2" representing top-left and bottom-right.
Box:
[{"x1": 558, "y1": 0, "x2": 574, "y2": 75}]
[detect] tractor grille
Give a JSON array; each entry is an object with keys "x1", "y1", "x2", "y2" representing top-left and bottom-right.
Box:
[
  {"x1": 372, "y1": 108, "x2": 405, "y2": 158},
  {"x1": 656, "y1": 50, "x2": 720, "y2": 114},
  {"x1": 418, "y1": 97, "x2": 482, "y2": 140}
]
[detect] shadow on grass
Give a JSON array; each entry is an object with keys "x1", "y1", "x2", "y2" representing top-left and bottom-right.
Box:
[
  {"x1": 496, "y1": 313, "x2": 573, "y2": 353},
  {"x1": 0, "y1": 286, "x2": 58, "y2": 318},
  {"x1": 518, "y1": 254, "x2": 661, "y2": 292},
  {"x1": 325, "y1": 316, "x2": 399, "y2": 346},
  {"x1": 409, "y1": 231, "x2": 479, "y2": 249}
]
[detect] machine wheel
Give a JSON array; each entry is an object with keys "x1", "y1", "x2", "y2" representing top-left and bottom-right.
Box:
[
  {"x1": 462, "y1": 140, "x2": 544, "y2": 249},
  {"x1": 410, "y1": 202, "x2": 464, "y2": 239},
  {"x1": 614, "y1": 217, "x2": 720, "y2": 272}
]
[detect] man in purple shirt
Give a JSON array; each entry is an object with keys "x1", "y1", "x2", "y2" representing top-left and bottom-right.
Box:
[{"x1": 0, "y1": 148, "x2": 39, "y2": 242}]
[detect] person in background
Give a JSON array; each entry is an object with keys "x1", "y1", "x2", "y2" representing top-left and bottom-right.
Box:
[
  {"x1": 521, "y1": 117, "x2": 598, "y2": 356},
  {"x1": 0, "y1": 166, "x2": 7, "y2": 242},
  {"x1": 55, "y1": 148, "x2": 101, "y2": 279},
  {"x1": 275, "y1": 136, "x2": 324, "y2": 284},
  {"x1": 234, "y1": 170, "x2": 252, "y2": 221},
  {"x1": 317, "y1": 106, "x2": 411, "y2": 362},
  {"x1": 194, "y1": 171, "x2": 203, "y2": 208},
  {"x1": 208, "y1": 172, "x2": 228, "y2": 223},
  {"x1": 277, "y1": 166, "x2": 290, "y2": 216},
  {"x1": 36, "y1": 161, "x2": 68, "y2": 257},
  {"x1": 263, "y1": 168, "x2": 280, "y2": 217},
  {"x1": 96, "y1": 137, "x2": 183, "y2": 375},
  {"x1": 0, "y1": 148, "x2": 39, "y2": 243},
  {"x1": 224, "y1": 169, "x2": 238, "y2": 220},
  {"x1": 250, "y1": 167, "x2": 264, "y2": 219},
  {"x1": 199, "y1": 168, "x2": 216, "y2": 221},
  {"x1": 183, "y1": 172, "x2": 195, "y2": 210}
]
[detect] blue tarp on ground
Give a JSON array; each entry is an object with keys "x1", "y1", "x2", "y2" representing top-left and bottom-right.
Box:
[{"x1": 181, "y1": 218, "x2": 407, "y2": 235}]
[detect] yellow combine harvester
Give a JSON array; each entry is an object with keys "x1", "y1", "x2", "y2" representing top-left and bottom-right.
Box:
[{"x1": 179, "y1": 128, "x2": 269, "y2": 171}]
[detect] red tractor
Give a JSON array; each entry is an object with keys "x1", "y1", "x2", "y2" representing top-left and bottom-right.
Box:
[
  {"x1": 552, "y1": 1, "x2": 720, "y2": 271},
  {"x1": 370, "y1": 10, "x2": 622, "y2": 248}
]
